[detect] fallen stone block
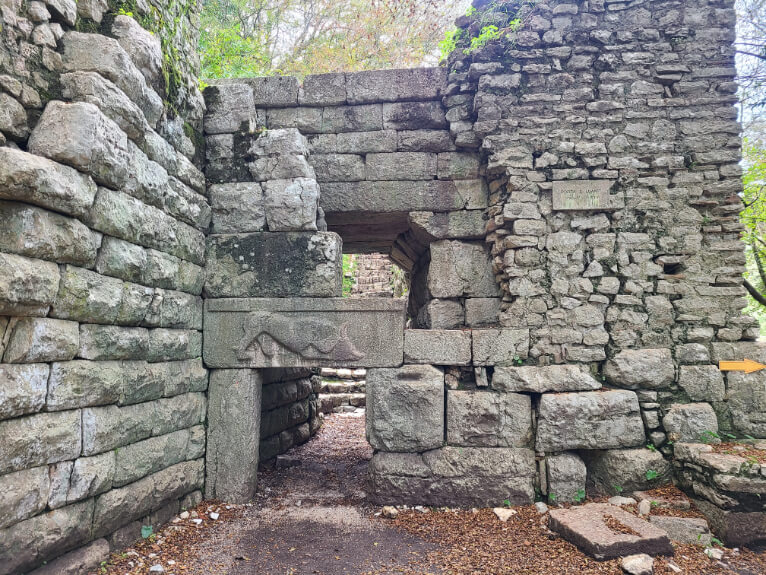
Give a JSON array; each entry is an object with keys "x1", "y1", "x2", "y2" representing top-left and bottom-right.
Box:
[
  {"x1": 548, "y1": 503, "x2": 674, "y2": 560},
  {"x1": 585, "y1": 448, "x2": 673, "y2": 495},
  {"x1": 648, "y1": 515, "x2": 711, "y2": 545}
]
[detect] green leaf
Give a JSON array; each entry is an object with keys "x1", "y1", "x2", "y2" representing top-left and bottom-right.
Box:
[{"x1": 141, "y1": 525, "x2": 153, "y2": 539}]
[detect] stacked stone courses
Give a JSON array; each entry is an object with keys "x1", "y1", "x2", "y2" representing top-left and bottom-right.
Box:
[{"x1": 0, "y1": 2, "x2": 208, "y2": 573}]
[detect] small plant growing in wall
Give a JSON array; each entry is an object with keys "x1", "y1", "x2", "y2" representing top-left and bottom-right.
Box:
[
  {"x1": 513, "y1": 355, "x2": 523, "y2": 366},
  {"x1": 700, "y1": 430, "x2": 721, "y2": 444},
  {"x1": 141, "y1": 525, "x2": 154, "y2": 539},
  {"x1": 613, "y1": 484, "x2": 624, "y2": 494},
  {"x1": 645, "y1": 469, "x2": 659, "y2": 481},
  {"x1": 548, "y1": 492, "x2": 557, "y2": 504},
  {"x1": 574, "y1": 489, "x2": 586, "y2": 504}
]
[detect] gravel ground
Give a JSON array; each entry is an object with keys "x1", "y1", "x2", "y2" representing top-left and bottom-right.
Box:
[{"x1": 95, "y1": 414, "x2": 766, "y2": 575}]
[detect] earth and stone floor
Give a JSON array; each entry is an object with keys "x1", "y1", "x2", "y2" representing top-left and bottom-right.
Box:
[{"x1": 95, "y1": 413, "x2": 766, "y2": 575}]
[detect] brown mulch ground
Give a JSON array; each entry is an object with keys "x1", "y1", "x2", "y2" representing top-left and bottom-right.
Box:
[
  {"x1": 95, "y1": 414, "x2": 766, "y2": 575},
  {"x1": 713, "y1": 443, "x2": 766, "y2": 463}
]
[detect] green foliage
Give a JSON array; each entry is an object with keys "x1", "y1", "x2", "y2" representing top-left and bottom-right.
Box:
[
  {"x1": 700, "y1": 430, "x2": 721, "y2": 444},
  {"x1": 342, "y1": 254, "x2": 357, "y2": 298},
  {"x1": 740, "y1": 140, "x2": 766, "y2": 333},
  {"x1": 439, "y1": 28, "x2": 463, "y2": 61},
  {"x1": 464, "y1": 25, "x2": 502, "y2": 54},
  {"x1": 141, "y1": 525, "x2": 154, "y2": 539},
  {"x1": 645, "y1": 469, "x2": 659, "y2": 481},
  {"x1": 574, "y1": 489, "x2": 586, "y2": 503},
  {"x1": 613, "y1": 484, "x2": 623, "y2": 494},
  {"x1": 646, "y1": 443, "x2": 656, "y2": 452},
  {"x1": 548, "y1": 492, "x2": 557, "y2": 504},
  {"x1": 513, "y1": 355, "x2": 523, "y2": 366},
  {"x1": 503, "y1": 498, "x2": 511, "y2": 507}
]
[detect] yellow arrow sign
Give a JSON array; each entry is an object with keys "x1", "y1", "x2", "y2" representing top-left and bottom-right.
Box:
[{"x1": 719, "y1": 359, "x2": 766, "y2": 374}]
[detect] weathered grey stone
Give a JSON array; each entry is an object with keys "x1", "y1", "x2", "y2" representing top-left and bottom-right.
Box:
[
  {"x1": 147, "y1": 330, "x2": 203, "y2": 362},
  {"x1": 3, "y1": 318, "x2": 79, "y2": 363},
  {"x1": 648, "y1": 516, "x2": 711, "y2": 545},
  {"x1": 67, "y1": 451, "x2": 115, "y2": 502},
  {"x1": 447, "y1": 390, "x2": 532, "y2": 447},
  {"x1": 437, "y1": 152, "x2": 481, "y2": 180},
  {"x1": 50, "y1": 265, "x2": 140, "y2": 325},
  {"x1": 0, "y1": 499, "x2": 94, "y2": 575},
  {"x1": 549, "y1": 503, "x2": 673, "y2": 560},
  {"x1": 60, "y1": 71, "x2": 149, "y2": 140},
  {"x1": 0, "y1": 93, "x2": 27, "y2": 139},
  {"x1": 321, "y1": 104, "x2": 382, "y2": 132},
  {"x1": 152, "y1": 393, "x2": 207, "y2": 437},
  {"x1": 92, "y1": 460, "x2": 204, "y2": 536},
  {"x1": 95, "y1": 236, "x2": 146, "y2": 284},
  {"x1": 0, "y1": 147, "x2": 97, "y2": 218},
  {"x1": 428, "y1": 241, "x2": 500, "y2": 298},
  {"x1": 415, "y1": 299, "x2": 464, "y2": 329},
  {"x1": 81, "y1": 402, "x2": 154, "y2": 455},
  {"x1": 0, "y1": 410, "x2": 82, "y2": 475},
  {"x1": 678, "y1": 365, "x2": 725, "y2": 401},
  {"x1": 663, "y1": 403, "x2": 719, "y2": 443},
  {"x1": 205, "y1": 232, "x2": 341, "y2": 298},
  {"x1": 547, "y1": 452, "x2": 587, "y2": 503},
  {"x1": 266, "y1": 106, "x2": 323, "y2": 132},
  {"x1": 398, "y1": 129, "x2": 455, "y2": 152},
  {"x1": 492, "y1": 365, "x2": 601, "y2": 393},
  {"x1": 536, "y1": 390, "x2": 645, "y2": 452},
  {"x1": 409, "y1": 210, "x2": 486, "y2": 242},
  {"x1": 250, "y1": 126, "x2": 309, "y2": 157},
  {"x1": 155, "y1": 359, "x2": 208, "y2": 397},
  {"x1": 0, "y1": 465, "x2": 49, "y2": 529},
  {"x1": 28, "y1": 101, "x2": 131, "y2": 189},
  {"x1": 143, "y1": 289, "x2": 203, "y2": 330},
  {"x1": 367, "y1": 365, "x2": 444, "y2": 452},
  {"x1": 61, "y1": 31, "x2": 162, "y2": 125},
  {"x1": 47, "y1": 461, "x2": 73, "y2": 510},
  {"x1": 0, "y1": 201, "x2": 98, "y2": 267},
  {"x1": 726, "y1": 369, "x2": 766, "y2": 437},
  {"x1": 366, "y1": 152, "x2": 437, "y2": 181},
  {"x1": 249, "y1": 75, "x2": 299, "y2": 106},
  {"x1": 78, "y1": 325, "x2": 149, "y2": 360},
  {"x1": 694, "y1": 499, "x2": 766, "y2": 547},
  {"x1": 203, "y1": 297, "x2": 406, "y2": 368},
  {"x1": 77, "y1": 0, "x2": 108, "y2": 22},
  {"x1": 0, "y1": 363, "x2": 48, "y2": 419},
  {"x1": 300, "y1": 73, "x2": 346, "y2": 106},
  {"x1": 262, "y1": 178, "x2": 320, "y2": 231},
  {"x1": 604, "y1": 348, "x2": 675, "y2": 389},
  {"x1": 26, "y1": 539, "x2": 110, "y2": 575},
  {"x1": 209, "y1": 183, "x2": 265, "y2": 233},
  {"x1": 404, "y1": 329, "x2": 471, "y2": 365},
  {"x1": 312, "y1": 153, "x2": 365, "y2": 182},
  {"x1": 204, "y1": 83, "x2": 257, "y2": 134},
  {"x1": 320, "y1": 180, "x2": 487, "y2": 214},
  {"x1": 336, "y1": 130, "x2": 398, "y2": 153},
  {"x1": 382, "y1": 101, "x2": 447, "y2": 130},
  {"x1": 47, "y1": 360, "x2": 123, "y2": 410},
  {"x1": 472, "y1": 329, "x2": 530, "y2": 366},
  {"x1": 206, "y1": 370, "x2": 262, "y2": 503},
  {"x1": 369, "y1": 447, "x2": 536, "y2": 506},
  {"x1": 115, "y1": 427, "x2": 202, "y2": 487},
  {"x1": 111, "y1": 15, "x2": 162, "y2": 87},
  {"x1": 585, "y1": 448, "x2": 673, "y2": 495},
  {"x1": 345, "y1": 68, "x2": 445, "y2": 104},
  {"x1": 464, "y1": 298, "x2": 501, "y2": 327},
  {"x1": 0, "y1": 253, "x2": 60, "y2": 316}
]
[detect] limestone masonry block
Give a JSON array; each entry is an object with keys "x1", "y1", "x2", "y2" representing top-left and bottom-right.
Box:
[
  {"x1": 0, "y1": 363, "x2": 48, "y2": 419},
  {"x1": 300, "y1": 73, "x2": 347, "y2": 106},
  {"x1": 415, "y1": 299, "x2": 464, "y2": 329},
  {"x1": 409, "y1": 210, "x2": 486, "y2": 242},
  {"x1": 262, "y1": 178, "x2": 320, "y2": 231},
  {"x1": 492, "y1": 364, "x2": 602, "y2": 393},
  {"x1": 546, "y1": 452, "x2": 587, "y2": 503},
  {"x1": 77, "y1": 325, "x2": 149, "y2": 361},
  {"x1": 205, "y1": 232, "x2": 341, "y2": 298},
  {"x1": 398, "y1": 129, "x2": 455, "y2": 152},
  {"x1": 464, "y1": 298, "x2": 501, "y2": 326},
  {"x1": 367, "y1": 365, "x2": 444, "y2": 452},
  {"x1": 604, "y1": 348, "x2": 675, "y2": 389},
  {"x1": 382, "y1": 101, "x2": 447, "y2": 130},
  {"x1": 203, "y1": 83, "x2": 256, "y2": 134},
  {"x1": 404, "y1": 329, "x2": 471, "y2": 365},
  {"x1": 206, "y1": 370, "x2": 262, "y2": 502},
  {"x1": 447, "y1": 390, "x2": 532, "y2": 447},
  {"x1": 472, "y1": 329, "x2": 530, "y2": 366},
  {"x1": 0, "y1": 147, "x2": 97, "y2": 218},
  {"x1": 111, "y1": 15, "x2": 162, "y2": 88},
  {"x1": 536, "y1": 390, "x2": 645, "y2": 452},
  {"x1": 663, "y1": 403, "x2": 719, "y2": 443},
  {"x1": 369, "y1": 447, "x2": 535, "y2": 507},
  {"x1": 365, "y1": 152, "x2": 437, "y2": 181},
  {"x1": 209, "y1": 182, "x2": 266, "y2": 233},
  {"x1": 678, "y1": 365, "x2": 725, "y2": 402},
  {"x1": 311, "y1": 154, "x2": 365, "y2": 182},
  {"x1": 3, "y1": 318, "x2": 79, "y2": 363},
  {"x1": 0, "y1": 410, "x2": 82, "y2": 475},
  {"x1": 345, "y1": 67, "x2": 446, "y2": 104},
  {"x1": 0, "y1": 465, "x2": 49, "y2": 529},
  {"x1": 321, "y1": 104, "x2": 383, "y2": 133},
  {"x1": 0, "y1": 252, "x2": 60, "y2": 316},
  {"x1": 249, "y1": 76, "x2": 300, "y2": 107},
  {"x1": 336, "y1": 130, "x2": 398, "y2": 153},
  {"x1": 585, "y1": 448, "x2": 673, "y2": 495},
  {"x1": 428, "y1": 241, "x2": 500, "y2": 298}
]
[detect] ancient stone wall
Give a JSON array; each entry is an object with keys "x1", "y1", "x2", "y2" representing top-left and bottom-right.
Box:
[{"x1": 0, "y1": 1, "x2": 208, "y2": 573}]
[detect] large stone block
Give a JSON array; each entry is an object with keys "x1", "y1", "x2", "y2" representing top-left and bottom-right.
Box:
[
  {"x1": 28, "y1": 101, "x2": 131, "y2": 190},
  {"x1": 48, "y1": 360, "x2": 124, "y2": 411},
  {"x1": 93, "y1": 460, "x2": 204, "y2": 536},
  {"x1": 0, "y1": 253, "x2": 60, "y2": 316},
  {"x1": 3, "y1": 318, "x2": 79, "y2": 363},
  {"x1": 300, "y1": 73, "x2": 347, "y2": 106},
  {"x1": 81, "y1": 402, "x2": 154, "y2": 455},
  {"x1": 382, "y1": 101, "x2": 447, "y2": 130},
  {"x1": 663, "y1": 403, "x2": 719, "y2": 443},
  {"x1": 367, "y1": 365, "x2": 444, "y2": 453},
  {"x1": 61, "y1": 31, "x2": 162, "y2": 124},
  {"x1": 95, "y1": 236, "x2": 146, "y2": 284},
  {"x1": 78, "y1": 325, "x2": 149, "y2": 360},
  {"x1": 320, "y1": 180, "x2": 487, "y2": 214},
  {"x1": 67, "y1": 451, "x2": 115, "y2": 503},
  {"x1": 209, "y1": 183, "x2": 266, "y2": 233},
  {"x1": 547, "y1": 452, "x2": 587, "y2": 503},
  {"x1": 585, "y1": 448, "x2": 673, "y2": 495},
  {"x1": 604, "y1": 348, "x2": 675, "y2": 389},
  {"x1": 365, "y1": 152, "x2": 437, "y2": 181},
  {"x1": 415, "y1": 299, "x2": 464, "y2": 329},
  {"x1": 404, "y1": 329, "x2": 471, "y2": 365},
  {"x1": 146, "y1": 330, "x2": 203, "y2": 363},
  {"x1": 115, "y1": 427, "x2": 203, "y2": 487},
  {"x1": 536, "y1": 390, "x2": 645, "y2": 452},
  {"x1": 695, "y1": 499, "x2": 766, "y2": 547},
  {"x1": 0, "y1": 466, "x2": 49, "y2": 529},
  {"x1": 204, "y1": 83, "x2": 257, "y2": 134},
  {"x1": 262, "y1": 178, "x2": 320, "y2": 231},
  {"x1": 345, "y1": 68, "x2": 445, "y2": 104},
  {"x1": 447, "y1": 390, "x2": 532, "y2": 447},
  {"x1": 678, "y1": 365, "x2": 725, "y2": 401},
  {"x1": 0, "y1": 410, "x2": 82, "y2": 475},
  {"x1": 152, "y1": 393, "x2": 207, "y2": 437},
  {"x1": 111, "y1": 15, "x2": 162, "y2": 87},
  {"x1": 203, "y1": 297, "x2": 406, "y2": 368},
  {"x1": 26, "y1": 539, "x2": 110, "y2": 575},
  {"x1": 249, "y1": 75, "x2": 300, "y2": 106},
  {"x1": 0, "y1": 201, "x2": 98, "y2": 267},
  {"x1": 0, "y1": 147, "x2": 97, "y2": 219},
  {"x1": 369, "y1": 447, "x2": 536, "y2": 506},
  {"x1": 472, "y1": 329, "x2": 530, "y2": 366},
  {"x1": 409, "y1": 210, "x2": 486, "y2": 242},
  {"x1": 336, "y1": 130, "x2": 398, "y2": 153},
  {"x1": 143, "y1": 289, "x2": 203, "y2": 330},
  {"x1": 0, "y1": 363, "x2": 48, "y2": 419},
  {"x1": 428, "y1": 241, "x2": 500, "y2": 298},
  {"x1": 0, "y1": 499, "x2": 94, "y2": 575},
  {"x1": 311, "y1": 153, "x2": 365, "y2": 182},
  {"x1": 321, "y1": 104, "x2": 382, "y2": 133},
  {"x1": 205, "y1": 232, "x2": 342, "y2": 298},
  {"x1": 206, "y1": 370, "x2": 262, "y2": 503},
  {"x1": 492, "y1": 364, "x2": 602, "y2": 393}
]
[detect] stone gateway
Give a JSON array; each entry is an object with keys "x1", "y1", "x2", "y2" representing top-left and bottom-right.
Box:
[{"x1": 1, "y1": 0, "x2": 765, "y2": 572}]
